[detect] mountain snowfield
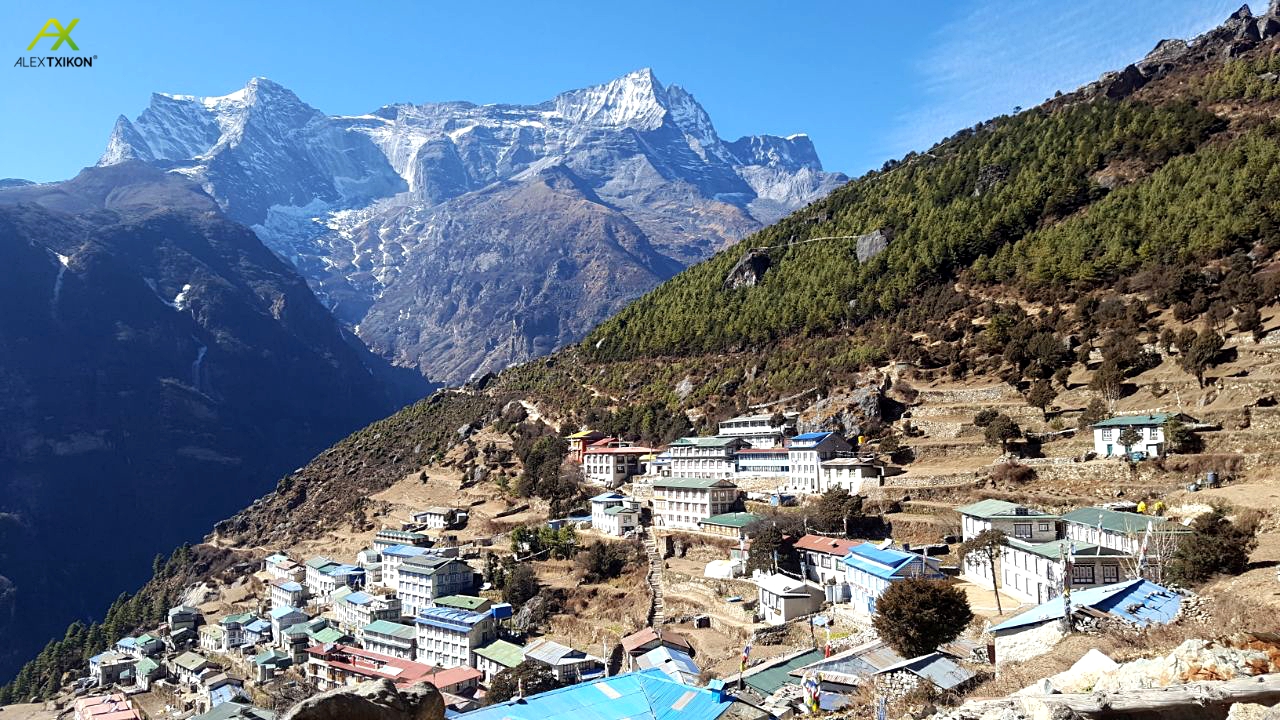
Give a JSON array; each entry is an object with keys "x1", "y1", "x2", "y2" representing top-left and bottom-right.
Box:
[{"x1": 100, "y1": 69, "x2": 846, "y2": 382}]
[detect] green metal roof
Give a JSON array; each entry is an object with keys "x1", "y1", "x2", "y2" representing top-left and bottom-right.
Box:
[
  {"x1": 1006, "y1": 537, "x2": 1127, "y2": 560},
  {"x1": 1093, "y1": 414, "x2": 1175, "y2": 428},
  {"x1": 955, "y1": 499, "x2": 1057, "y2": 520},
  {"x1": 603, "y1": 506, "x2": 637, "y2": 515},
  {"x1": 135, "y1": 657, "x2": 160, "y2": 675},
  {"x1": 699, "y1": 512, "x2": 759, "y2": 529},
  {"x1": 742, "y1": 648, "x2": 826, "y2": 696},
  {"x1": 475, "y1": 639, "x2": 524, "y2": 668},
  {"x1": 173, "y1": 651, "x2": 210, "y2": 672},
  {"x1": 311, "y1": 627, "x2": 349, "y2": 644},
  {"x1": 1061, "y1": 507, "x2": 1187, "y2": 535},
  {"x1": 653, "y1": 476, "x2": 736, "y2": 489},
  {"x1": 434, "y1": 595, "x2": 489, "y2": 611},
  {"x1": 363, "y1": 619, "x2": 417, "y2": 640}
]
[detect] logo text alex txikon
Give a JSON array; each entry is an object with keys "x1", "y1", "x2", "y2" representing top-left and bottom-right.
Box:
[{"x1": 14, "y1": 18, "x2": 95, "y2": 68}]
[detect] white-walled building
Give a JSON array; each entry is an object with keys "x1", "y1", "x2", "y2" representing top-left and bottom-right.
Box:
[
  {"x1": 397, "y1": 556, "x2": 475, "y2": 615},
  {"x1": 333, "y1": 589, "x2": 402, "y2": 633},
  {"x1": 733, "y1": 448, "x2": 790, "y2": 479},
  {"x1": 359, "y1": 619, "x2": 417, "y2": 660},
  {"x1": 589, "y1": 492, "x2": 640, "y2": 536},
  {"x1": 522, "y1": 638, "x2": 606, "y2": 683},
  {"x1": 1000, "y1": 538, "x2": 1129, "y2": 604},
  {"x1": 818, "y1": 458, "x2": 884, "y2": 494},
  {"x1": 264, "y1": 554, "x2": 305, "y2": 583},
  {"x1": 380, "y1": 544, "x2": 432, "y2": 590},
  {"x1": 583, "y1": 439, "x2": 653, "y2": 487},
  {"x1": 269, "y1": 578, "x2": 307, "y2": 610},
  {"x1": 753, "y1": 572, "x2": 825, "y2": 625},
  {"x1": 795, "y1": 535, "x2": 862, "y2": 586},
  {"x1": 1061, "y1": 507, "x2": 1188, "y2": 555},
  {"x1": 717, "y1": 413, "x2": 794, "y2": 449},
  {"x1": 304, "y1": 557, "x2": 364, "y2": 601},
  {"x1": 787, "y1": 432, "x2": 853, "y2": 494},
  {"x1": 651, "y1": 477, "x2": 740, "y2": 531},
  {"x1": 1091, "y1": 413, "x2": 1193, "y2": 459},
  {"x1": 412, "y1": 507, "x2": 457, "y2": 530},
  {"x1": 414, "y1": 607, "x2": 496, "y2": 669},
  {"x1": 842, "y1": 544, "x2": 944, "y2": 617},
  {"x1": 668, "y1": 437, "x2": 746, "y2": 479},
  {"x1": 956, "y1": 499, "x2": 1060, "y2": 587}
]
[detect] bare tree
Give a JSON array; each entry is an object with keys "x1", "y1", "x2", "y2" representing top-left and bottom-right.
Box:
[{"x1": 958, "y1": 529, "x2": 1008, "y2": 615}]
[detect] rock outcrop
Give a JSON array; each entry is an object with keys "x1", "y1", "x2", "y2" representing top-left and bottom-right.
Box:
[
  {"x1": 282, "y1": 679, "x2": 444, "y2": 720},
  {"x1": 855, "y1": 228, "x2": 892, "y2": 263},
  {"x1": 724, "y1": 249, "x2": 773, "y2": 289}
]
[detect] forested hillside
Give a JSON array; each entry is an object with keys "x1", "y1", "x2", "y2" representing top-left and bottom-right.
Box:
[{"x1": 9, "y1": 4, "x2": 1280, "y2": 703}]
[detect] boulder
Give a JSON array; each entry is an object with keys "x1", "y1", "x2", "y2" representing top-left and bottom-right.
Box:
[
  {"x1": 855, "y1": 228, "x2": 892, "y2": 263},
  {"x1": 282, "y1": 679, "x2": 444, "y2": 720},
  {"x1": 724, "y1": 249, "x2": 771, "y2": 289}
]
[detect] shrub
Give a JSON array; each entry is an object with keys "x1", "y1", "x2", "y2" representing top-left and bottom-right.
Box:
[
  {"x1": 1166, "y1": 506, "x2": 1259, "y2": 584},
  {"x1": 873, "y1": 578, "x2": 973, "y2": 658},
  {"x1": 578, "y1": 540, "x2": 632, "y2": 583},
  {"x1": 503, "y1": 564, "x2": 540, "y2": 606}
]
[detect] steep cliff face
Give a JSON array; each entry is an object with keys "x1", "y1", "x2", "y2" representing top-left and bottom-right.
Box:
[
  {"x1": 100, "y1": 70, "x2": 846, "y2": 382},
  {"x1": 0, "y1": 163, "x2": 428, "y2": 681}
]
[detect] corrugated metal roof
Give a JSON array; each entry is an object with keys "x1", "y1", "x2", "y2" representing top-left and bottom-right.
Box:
[
  {"x1": 1061, "y1": 507, "x2": 1185, "y2": 535},
  {"x1": 738, "y1": 648, "x2": 825, "y2": 696},
  {"x1": 653, "y1": 476, "x2": 736, "y2": 489},
  {"x1": 992, "y1": 579, "x2": 1182, "y2": 632},
  {"x1": 523, "y1": 638, "x2": 581, "y2": 664},
  {"x1": 700, "y1": 512, "x2": 758, "y2": 529},
  {"x1": 456, "y1": 668, "x2": 733, "y2": 720},
  {"x1": 1093, "y1": 413, "x2": 1175, "y2": 428},
  {"x1": 636, "y1": 646, "x2": 700, "y2": 681},
  {"x1": 877, "y1": 653, "x2": 975, "y2": 691},
  {"x1": 955, "y1": 499, "x2": 1056, "y2": 519},
  {"x1": 670, "y1": 436, "x2": 740, "y2": 448},
  {"x1": 415, "y1": 606, "x2": 489, "y2": 631},
  {"x1": 363, "y1": 620, "x2": 416, "y2": 640},
  {"x1": 474, "y1": 639, "x2": 524, "y2": 668}
]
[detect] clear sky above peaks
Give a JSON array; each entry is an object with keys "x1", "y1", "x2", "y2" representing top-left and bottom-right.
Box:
[{"x1": 0, "y1": 0, "x2": 1255, "y2": 182}]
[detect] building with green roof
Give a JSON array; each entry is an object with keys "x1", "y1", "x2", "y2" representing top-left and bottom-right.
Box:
[
  {"x1": 652, "y1": 477, "x2": 741, "y2": 532},
  {"x1": 474, "y1": 639, "x2": 524, "y2": 681},
  {"x1": 1091, "y1": 413, "x2": 1196, "y2": 459},
  {"x1": 957, "y1": 499, "x2": 1060, "y2": 586},
  {"x1": 698, "y1": 512, "x2": 759, "y2": 540},
  {"x1": 1001, "y1": 536, "x2": 1131, "y2": 605},
  {"x1": 434, "y1": 594, "x2": 492, "y2": 612},
  {"x1": 361, "y1": 619, "x2": 417, "y2": 659}
]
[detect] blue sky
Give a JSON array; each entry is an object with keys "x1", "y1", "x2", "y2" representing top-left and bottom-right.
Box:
[{"x1": 0, "y1": 0, "x2": 1255, "y2": 182}]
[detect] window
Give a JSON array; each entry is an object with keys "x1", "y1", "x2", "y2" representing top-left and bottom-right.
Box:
[
  {"x1": 1101, "y1": 429, "x2": 1113, "y2": 440},
  {"x1": 1013, "y1": 523, "x2": 1033, "y2": 539},
  {"x1": 1038, "y1": 522, "x2": 1051, "y2": 532},
  {"x1": 1102, "y1": 564, "x2": 1120, "y2": 583},
  {"x1": 1072, "y1": 565, "x2": 1095, "y2": 584}
]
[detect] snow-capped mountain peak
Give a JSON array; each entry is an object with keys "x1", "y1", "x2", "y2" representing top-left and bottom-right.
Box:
[
  {"x1": 552, "y1": 67, "x2": 671, "y2": 130},
  {"x1": 100, "y1": 70, "x2": 846, "y2": 382}
]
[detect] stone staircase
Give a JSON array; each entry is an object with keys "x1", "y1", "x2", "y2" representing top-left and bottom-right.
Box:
[{"x1": 642, "y1": 527, "x2": 665, "y2": 627}]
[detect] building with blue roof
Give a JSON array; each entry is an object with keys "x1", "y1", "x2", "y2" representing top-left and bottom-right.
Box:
[
  {"x1": 456, "y1": 668, "x2": 757, "y2": 720},
  {"x1": 269, "y1": 577, "x2": 307, "y2": 610},
  {"x1": 787, "y1": 432, "x2": 851, "y2": 495},
  {"x1": 268, "y1": 606, "x2": 308, "y2": 644},
  {"x1": 333, "y1": 588, "x2": 401, "y2": 633},
  {"x1": 991, "y1": 579, "x2": 1182, "y2": 665},
  {"x1": 842, "y1": 543, "x2": 943, "y2": 617},
  {"x1": 414, "y1": 606, "x2": 496, "y2": 669}
]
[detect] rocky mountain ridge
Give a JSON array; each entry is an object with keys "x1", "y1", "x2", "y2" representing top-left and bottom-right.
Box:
[
  {"x1": 0, "y1": 163, "x2": 428, "y2": 682},
  {"x1": 100, "y1": 69, "x2": 846, "y2": 382}
]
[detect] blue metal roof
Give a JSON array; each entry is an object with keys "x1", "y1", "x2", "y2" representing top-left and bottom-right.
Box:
[
  {"x1": 383, "y1": 544, "x2": 430, "y2": 558},
  {"x1": 992, "y1": 579, "x2": 1181, "y2": 633},
  {"x1": 245, "y1": 619, "x2": 272, "y2": 633},
  {"x1": 269, "y1": 606, "x2": 304, "y2": 620},
  {"x1": 415, "y1": 606, "x2": 490, "y2": 631},
  {"x1": 456, "y1": 668, "x2": 733, "y2": 720},
  {"x1": 277, "y1": 581, "x2": 303, "y2": 592},
  {"x1": 343, "y1": 591, "x2": 373, "y2": 605},
  {"x1": 790, "y1": 432, "x2": 831, "y2": 441},
  {"x1": 842, "y1": 544, "x2": 915, "y2": 579}
]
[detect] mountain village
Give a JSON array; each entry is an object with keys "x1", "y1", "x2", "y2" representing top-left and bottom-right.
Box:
[{"x1": 44, "y1": 386, "x2": 1270, "y2": 720}]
